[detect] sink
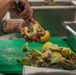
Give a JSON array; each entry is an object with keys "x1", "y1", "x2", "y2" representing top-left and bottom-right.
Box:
[
  {"x1": 11, "y1": 1, "x2": 76, "y2": 38},
  {"x1": 30, "y1": 1, "x2": 76, "y2": 38},
  {"x1": 29, "y1": 1, "x2": 75, "y2": 6}
]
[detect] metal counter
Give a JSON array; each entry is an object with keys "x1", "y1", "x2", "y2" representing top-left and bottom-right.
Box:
[
  {"x1": 31, "y1": 1, "x2": 76, "y2": 38},
  {"x1": 11, "y1": 1, "x2": 76, "y2": 38}
]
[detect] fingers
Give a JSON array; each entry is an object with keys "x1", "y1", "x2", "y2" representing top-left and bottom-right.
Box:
[
  {"x1": 20, "y1": 26, "x2": 45, "y2": 43},
  {"x1": 19, "y1": 7, "x2": 33, "y2": 21},
  {"x1": 9, "y1": 8, "x2": 19, "y2": 15},
  {"x1": 21, "y1": 32, "x2": 25, "y2": 36},
  {"x1": 19, "y1": 1, "x2": 33, "y2": 21},
  {"x1": 19, "y1": 6, "x2": 29, "y2": 18},
  {"x1": 20, "y1": 0, "x2": 28, "y2": 6},
  {"x1": 10, "y1": 0, "x2": 33, "y2": 21},
  {"x1": 24, "y1": 35, "x2": 33, "y2": 42},
  {"x1": 29, "y1": 18, "x2": 37, "y2": 24},
  {"x1": 21, "y1": 31, "x2": 33, "y2": 42},
  {"x1": 21, "y1": 33, "x2": 41, "y2": 42},
  {"x1": 38, "y1": 30, "x2": 46, "y2": 36},
  {"x1": 32, "y1": 36, "x2": 40, "y2": 42},
  {"x1": 21, "y1": 30, "x2": 41, "y2": 42}
]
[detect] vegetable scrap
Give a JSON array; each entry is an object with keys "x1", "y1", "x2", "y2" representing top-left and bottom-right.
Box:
[{"x1": 17, "y1": 42, "x2": 76, "y2": 70}]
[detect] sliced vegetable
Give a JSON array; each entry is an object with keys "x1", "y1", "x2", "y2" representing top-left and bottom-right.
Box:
[{"x1": 22, "y1": 42, "x2": 29, "y2": 51}]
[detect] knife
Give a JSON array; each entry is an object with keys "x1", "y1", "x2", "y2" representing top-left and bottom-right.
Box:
[{"x1": 15, "y1": 0, "x2": 33, "y2": 32}]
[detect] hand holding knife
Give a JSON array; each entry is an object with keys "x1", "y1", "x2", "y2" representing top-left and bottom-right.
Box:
[
  {"x1": 15, "y1": 0, "x2": 24, "y2": 12},
  {"x1": 15, "y1": 0, "x2": 33, "y2": 32},
  {"x1": 15, "y1": 0, "x2": 46, "y2": 42}
]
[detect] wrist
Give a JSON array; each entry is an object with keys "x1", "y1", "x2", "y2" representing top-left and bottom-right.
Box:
[
  {"x1": 12, "y1": 19, "x2": 25, "y2": 32},
  {"x1": 7, "y1": 19, "x2": 21, "y2": 33},
  {"x1": 2, "y1": 19, "x2": 20, "y2": 33},
  {"x1": 0, "y1": 19, "x2": 25, "y2": 35}
]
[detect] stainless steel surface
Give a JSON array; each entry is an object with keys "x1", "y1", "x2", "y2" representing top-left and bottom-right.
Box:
[
  {"x1": 31, "y1": 1, "x2": 76, "y2": 37},
  {"x1": 29, "y1": 0, "x2": 44, "y2": 6},
  {"x1": 11, "y1": 1, "x2": 76, "y2": 38},
  {"x1": 30, "y1": 1, "x2": 76, "y2": 6},
  {"x1": 72, "y1": 0, "x2": 76, "y2": 5},
  {"x1": 32, "y1": 10, "x2": 75, "y2": 37},
  {"x1": 63, "y1": 21, "x2": 76, "y2": 53},
  {"x1": 29, "y1": 0, "x2": 74, "y2": 6}
]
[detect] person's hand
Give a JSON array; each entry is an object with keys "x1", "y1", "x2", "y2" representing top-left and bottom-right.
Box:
[
  {"x1": 20, "y1": 19, "x2": 46, "y2": 42},
  {"x1": 9, "y1": 0, "x2": 33, "y2": 22},
  {"x1": 14, "y1": 18, "x2": 45, "y2": 42},
  {"x1": 17, "y1": 18, "x2": 36, "y2": 32}
]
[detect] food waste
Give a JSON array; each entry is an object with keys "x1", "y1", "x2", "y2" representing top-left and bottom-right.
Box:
[{"x1": 17, "y1": 42, "x2": 76, "y2": 70}]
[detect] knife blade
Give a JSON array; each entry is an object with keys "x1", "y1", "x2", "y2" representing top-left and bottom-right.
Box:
[
  {"x1": 26, "y1": 20, "x2": 33, "y2": 32},
  {"x1": 15, "y1": 0, "x2": 33, "y2": 32}
]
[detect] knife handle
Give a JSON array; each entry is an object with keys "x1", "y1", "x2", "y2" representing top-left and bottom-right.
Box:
[{"x1": 15, "y1": 1, "x2": 24, "y2": 12}]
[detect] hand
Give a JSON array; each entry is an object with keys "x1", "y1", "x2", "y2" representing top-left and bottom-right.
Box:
[
  {"x1": 20, "y1": 19, "x2": 46, "y2": 42},
  {"x1": 17, "y1": 18, "x2": 36, "y2": 32},
  {"x1": 9, "y1": 0, "x2": 33, "y2": 22}
]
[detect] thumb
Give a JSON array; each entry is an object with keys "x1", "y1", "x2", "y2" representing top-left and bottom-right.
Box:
[{"x1": 29, "y1": 18, "x2": 37, "y2": 24}]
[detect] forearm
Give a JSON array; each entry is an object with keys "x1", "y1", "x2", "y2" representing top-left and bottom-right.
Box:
[
  {"x1": 0, "y1": 0, "x2": 15, "y2": 20},
  {"x1": 0, "y1": 19, "x2": 24, "y2": 36}
]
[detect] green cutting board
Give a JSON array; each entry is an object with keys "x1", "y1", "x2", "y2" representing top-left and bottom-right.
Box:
[{"x1": 0, "y1": 38, "x2": 71, "y2": 74}]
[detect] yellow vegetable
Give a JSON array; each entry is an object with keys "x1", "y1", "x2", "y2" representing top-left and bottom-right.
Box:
[
  {"x1": 32, "y1": 49, "x2": 42, "y2": 56},
  {"x1": 17, "y1": 58, "x2": 30, "y2": 65},
  {"x1": 51, "y1": 52, "x2": 64, "y2": 64},
  {"x1": 22, "y1": 23, "x2": 50, "y2": 42},
  {"x1": 49, "y1": 43, "x2": 62, "y2": 51},
  {"x1": 40, "y1": 30, "x2": 51, "y2": 42},
  {"x1": 22, "y1": 42, "x2": 29, "y2": 51},
  {"x1": 22, "y1": 23, "x2": 42, "y2": 38},
  {"x1": 42, "y1": 42, "x2": 51, "y2": 52},
  {"x1": 60, "y1": 47, "x2": 72, "y2": 58},
  {"x1": 42, "y1": 42, "x2": 62, "y2": 52},
  {"x1": 41, "y1": 53, "x2": 48, "y2": 59}
]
